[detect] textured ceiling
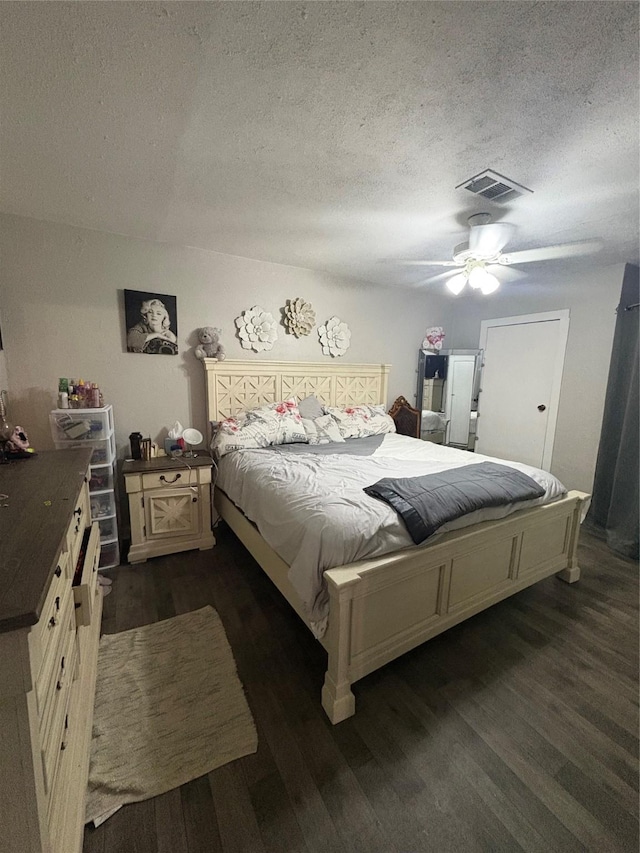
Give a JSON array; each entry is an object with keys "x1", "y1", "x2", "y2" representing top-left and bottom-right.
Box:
[{"x1": 1, "y1": 1, "x2": 638, "y2": 288}]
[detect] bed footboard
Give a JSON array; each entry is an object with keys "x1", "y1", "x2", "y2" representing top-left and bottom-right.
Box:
[{"x1": 321, "y1": 490, "x2": 589, "y2": 723}]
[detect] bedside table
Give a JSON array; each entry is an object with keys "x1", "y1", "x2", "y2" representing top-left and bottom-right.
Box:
[{"x1": 123, "y1": 455, "x2": 215, "y2": 563}]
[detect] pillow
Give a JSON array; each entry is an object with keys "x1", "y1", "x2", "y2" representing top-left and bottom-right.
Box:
[
  {"x1": 212, "y1": 398, "x2": 307, "y2": 458},
  {"x1": 297, "y1": 394, "x2": 325, "y2": 420},
  {"x1": 323, "y1": 404, "x2": 397, "y2": 439},
  {"x1": 301, "y1": 414, "x2": 345, "y2": 445}
]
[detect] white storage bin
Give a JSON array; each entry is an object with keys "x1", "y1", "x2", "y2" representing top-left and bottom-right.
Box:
[
  {"x1": 88, "y1": 465, "x2": 114, "y2": 493},
  {"x1": 89, "y1": 490, "x2": 116, "y2": 521},
  {"x1": 54, "y1": 436, "x2": 114, "y2": 466},
  {"x1": 98, "y1": 516, "x2": 117, "y2": 542},
  {"x1": 49, "y1": 406, "x2": 113, "y2": 442},
  {"x1": 99, "y1": 540, "x2": 120, "y2": 570}
]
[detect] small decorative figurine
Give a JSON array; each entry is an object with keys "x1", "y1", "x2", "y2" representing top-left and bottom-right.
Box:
[
  {"x1": 194, "y1": 327, "x2": 226, "y2": 361},
  {"x1": 422, "y1": 326, "x2": 446, "y2": 352}
]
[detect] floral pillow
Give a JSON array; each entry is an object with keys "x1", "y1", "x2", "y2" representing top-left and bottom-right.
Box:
[
  {"x1": 212, "y1": 398, "x2": 307, "y2": 458},
  {"x1": 323, "y1": 404, "x2": 397, "y2": 439},
  {"x1": 301, "y1": 414, "x2": 345, "y2": 445}
]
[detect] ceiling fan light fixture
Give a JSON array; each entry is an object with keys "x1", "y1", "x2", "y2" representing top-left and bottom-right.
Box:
[
  {"x1": 467, "y1": 265, "x2": 500, "y2": 294},
  {"x1": 479, "y1": 273, "x2": 500, "y2": 295},
  {"x1": 446, "y1": 273, "x2": 467, "y2": 295},
  {"x1": 467, "y1": 265, "x2": 488, "y2": 289}
]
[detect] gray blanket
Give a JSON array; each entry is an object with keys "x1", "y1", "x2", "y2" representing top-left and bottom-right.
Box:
[
  {"x1": 364, "y1": 462, "x2": 545, "y2": 544},
  {"x1": 267, "y1": 435, "x2": 385, "y2": 457}
]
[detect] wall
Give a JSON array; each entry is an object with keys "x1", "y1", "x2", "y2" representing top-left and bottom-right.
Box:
[
  {"x1": 444, "y1": 264, "x2": 624, "y2": 493},
  {"x1": 0, "y1": 213, "x2": 447, "y2": 458}
]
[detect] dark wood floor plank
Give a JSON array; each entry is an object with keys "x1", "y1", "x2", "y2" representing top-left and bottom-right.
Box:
[
  {"x1": 101, "y1": 798, "x2": 158, "y2": 853},
  {"x1": 456, "y1": 631, "x2": 639, "y2": 812},
  {"x1": 554, "y1": 760, "x2": 639, "y2": 850},
  {"x1": 180, "y1": 775, "x2": 223, "y2": 853},
  {"x1": 154, "y1": 789, "x2": 188, "y2": 853},
  {"x1": 82, "y1": 824, "x2": 105, "y2": 853},
  {"x1": 208, "y1": 762, "x2": 266, "y2": 853},
  {"x1": 84, "y1": 529, "x2": 638, "y2": 853},
  {"x1": 441, "y1": 683, "x2": 630, "y2": 852},
  {"x1": 366, "y1": 682, "x2": 529, "y2": 853},
  {"x1": 396, "y1": 656, "x2": 596, "y2": 853}
]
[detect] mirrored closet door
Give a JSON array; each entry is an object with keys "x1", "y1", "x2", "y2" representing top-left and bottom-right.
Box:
[{"x1": 416, "y1": 349, "x2": 482, "y2": 449}]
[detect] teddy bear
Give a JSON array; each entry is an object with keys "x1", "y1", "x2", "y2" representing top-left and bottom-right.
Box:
[{"x1": 194, "y1": 326, "x2": 226, "y2": 361}]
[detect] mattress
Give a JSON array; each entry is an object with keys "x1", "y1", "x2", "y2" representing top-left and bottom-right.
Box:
[{"x1": 216, "y1": 433, "x2": 566, "y2": 637}]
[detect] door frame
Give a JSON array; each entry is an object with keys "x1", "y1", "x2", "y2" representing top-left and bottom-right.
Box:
[{"x1": 479, "y1": 310, "x2": 570, "y2": 470}]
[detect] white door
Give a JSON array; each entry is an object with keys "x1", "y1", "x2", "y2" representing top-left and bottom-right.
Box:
[
  {"x1": 445, "y1": 355, "x2": 476, "y2": 446},
  {"x1": 476, "y1": 312, "x2": 569, "y2": 468}
]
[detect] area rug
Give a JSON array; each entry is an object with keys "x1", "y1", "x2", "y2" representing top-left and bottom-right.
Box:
[{"x1": 85, "y1": 605, "x2": 258, "y2": 826}]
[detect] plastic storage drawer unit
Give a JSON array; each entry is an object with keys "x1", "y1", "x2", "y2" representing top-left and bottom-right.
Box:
[{"x1": 49, "y1": 406, "x2": 114, "y2": 442}]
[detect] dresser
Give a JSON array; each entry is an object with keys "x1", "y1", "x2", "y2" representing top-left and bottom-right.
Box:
[
  {"x1": 123, "y1": 455, "x2": 215, "y2": 563},
  {"x1": 0, "y1": 449, "x2": 102, "y2": 853}
]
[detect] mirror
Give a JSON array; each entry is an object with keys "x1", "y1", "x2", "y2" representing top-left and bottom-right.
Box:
[{"x1": 416, "y1": 349, "x2": 482, "y2": 449}]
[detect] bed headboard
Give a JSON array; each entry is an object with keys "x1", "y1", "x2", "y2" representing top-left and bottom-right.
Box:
[{"x1": 203, "y1": 358, "x2": 391, "y2": 425}]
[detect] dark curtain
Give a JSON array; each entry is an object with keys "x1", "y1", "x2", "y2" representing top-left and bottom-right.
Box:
[{"x1": 584, "y1": 263, "x2": 639, "y2": 560}]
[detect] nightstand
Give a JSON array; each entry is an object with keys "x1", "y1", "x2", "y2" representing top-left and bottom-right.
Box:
[{"x1": 123, "y1": 455, "x2": 215, "y2": 563}]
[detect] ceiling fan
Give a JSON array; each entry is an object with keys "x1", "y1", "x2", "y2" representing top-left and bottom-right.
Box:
[{"x1": 398, "y1": 213, "x2": 603, "y2": 295}]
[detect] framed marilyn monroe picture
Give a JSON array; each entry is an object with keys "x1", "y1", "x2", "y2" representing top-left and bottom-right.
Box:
[{"x1": 125, "y1": 290, "x2": 178, "y2": 355}]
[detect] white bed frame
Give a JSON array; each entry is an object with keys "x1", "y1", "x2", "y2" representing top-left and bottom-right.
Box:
[{"x1": 204, "y1": 358, "x2": 589, "y2": 724}]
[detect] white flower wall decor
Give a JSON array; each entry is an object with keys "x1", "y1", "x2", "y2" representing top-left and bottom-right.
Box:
[
  {"x1": 318, "y1": 316, "x2": 351, "y2": 358},
  {"x1": 283, "y1": 297, "x2": 316, "y2": 337},
  {"x1": 235, "y1": 306, "x2": 278, "y2": 352}
]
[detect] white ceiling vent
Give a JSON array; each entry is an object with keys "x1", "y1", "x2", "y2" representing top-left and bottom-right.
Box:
[{"x1": 456, "y1": 170, "x2": 533, "y2": 204}]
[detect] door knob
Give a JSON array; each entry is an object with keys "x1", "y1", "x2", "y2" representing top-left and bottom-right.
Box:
[{"x1": 537, "y1": 404, "x2": 546, "y2": 412}]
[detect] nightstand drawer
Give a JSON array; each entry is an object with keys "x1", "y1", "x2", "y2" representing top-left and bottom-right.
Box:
[{"x1": 141, "y1": 468, "x2": 198, "y2": 490}]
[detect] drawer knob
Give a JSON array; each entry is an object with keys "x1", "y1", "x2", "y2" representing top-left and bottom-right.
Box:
[
  {"x1": 56, "y1": 656, "x2": 66, "y2": 690},
  {"x1": 74, "y1": 507, "x2": 82, "y2": 517},
  {"x1": 48, "y1": 616, "x2": 57, "y2": 628},
  {"x1": 54, "y1": 566, "x2": 62, "y2": 578},
  {"x1": 160, "y1": 473, "x2": 181, "y2": 484},
  {"x1": 55, "y1": 596, "x2": 60, "y2": 612}
]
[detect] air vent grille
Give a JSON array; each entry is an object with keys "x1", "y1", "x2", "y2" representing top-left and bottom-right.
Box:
[{"x1": 457, "y1": 170, "x2": 532, "y2": 204}]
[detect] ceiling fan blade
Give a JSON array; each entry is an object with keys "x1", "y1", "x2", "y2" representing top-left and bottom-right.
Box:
[
  {"x1": 395, "y1": 260, "x2": 460, "y2": 267},
  {"x1": 414, "y1": 269, "x2": 461, "y2": 286},
  {"x1": 499, "y1": 239, "x2": 603, "y2": 265},
  {"x1": 486, "y1": 264, "x2": 526, "y2": 283},
  {"x1": 468, "y1": 223, "x2": 515, "y2": 258}
]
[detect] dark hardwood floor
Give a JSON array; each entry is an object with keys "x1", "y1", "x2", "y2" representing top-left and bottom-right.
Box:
[{"x1": 84, "y1": 529, "x2": 639, "y2": 853}]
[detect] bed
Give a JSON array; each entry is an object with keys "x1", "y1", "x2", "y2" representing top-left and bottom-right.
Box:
[{"x1": 204, "y1": 358, "x2": 589, "y2": 723}]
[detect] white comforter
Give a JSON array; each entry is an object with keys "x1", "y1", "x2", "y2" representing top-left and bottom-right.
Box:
[{"x1": 216, "y1": 434, "x2": 566, "y2": 637}]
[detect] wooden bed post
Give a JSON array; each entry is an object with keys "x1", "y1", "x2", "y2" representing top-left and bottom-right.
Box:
[
  {"x1": 556, "y1": 494, "x2": 587, "y2": 583},
  {"x1": 321, "y1": 570, "x2": 359, "y2": 724}
]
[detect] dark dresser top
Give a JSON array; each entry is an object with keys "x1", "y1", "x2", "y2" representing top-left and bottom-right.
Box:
[
  {"x1": 122, "y1": 454, "x2": 213, "y2": 474},
  {"x1": 0, "y1": 449, "x2": 92, "y2": 633}
]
